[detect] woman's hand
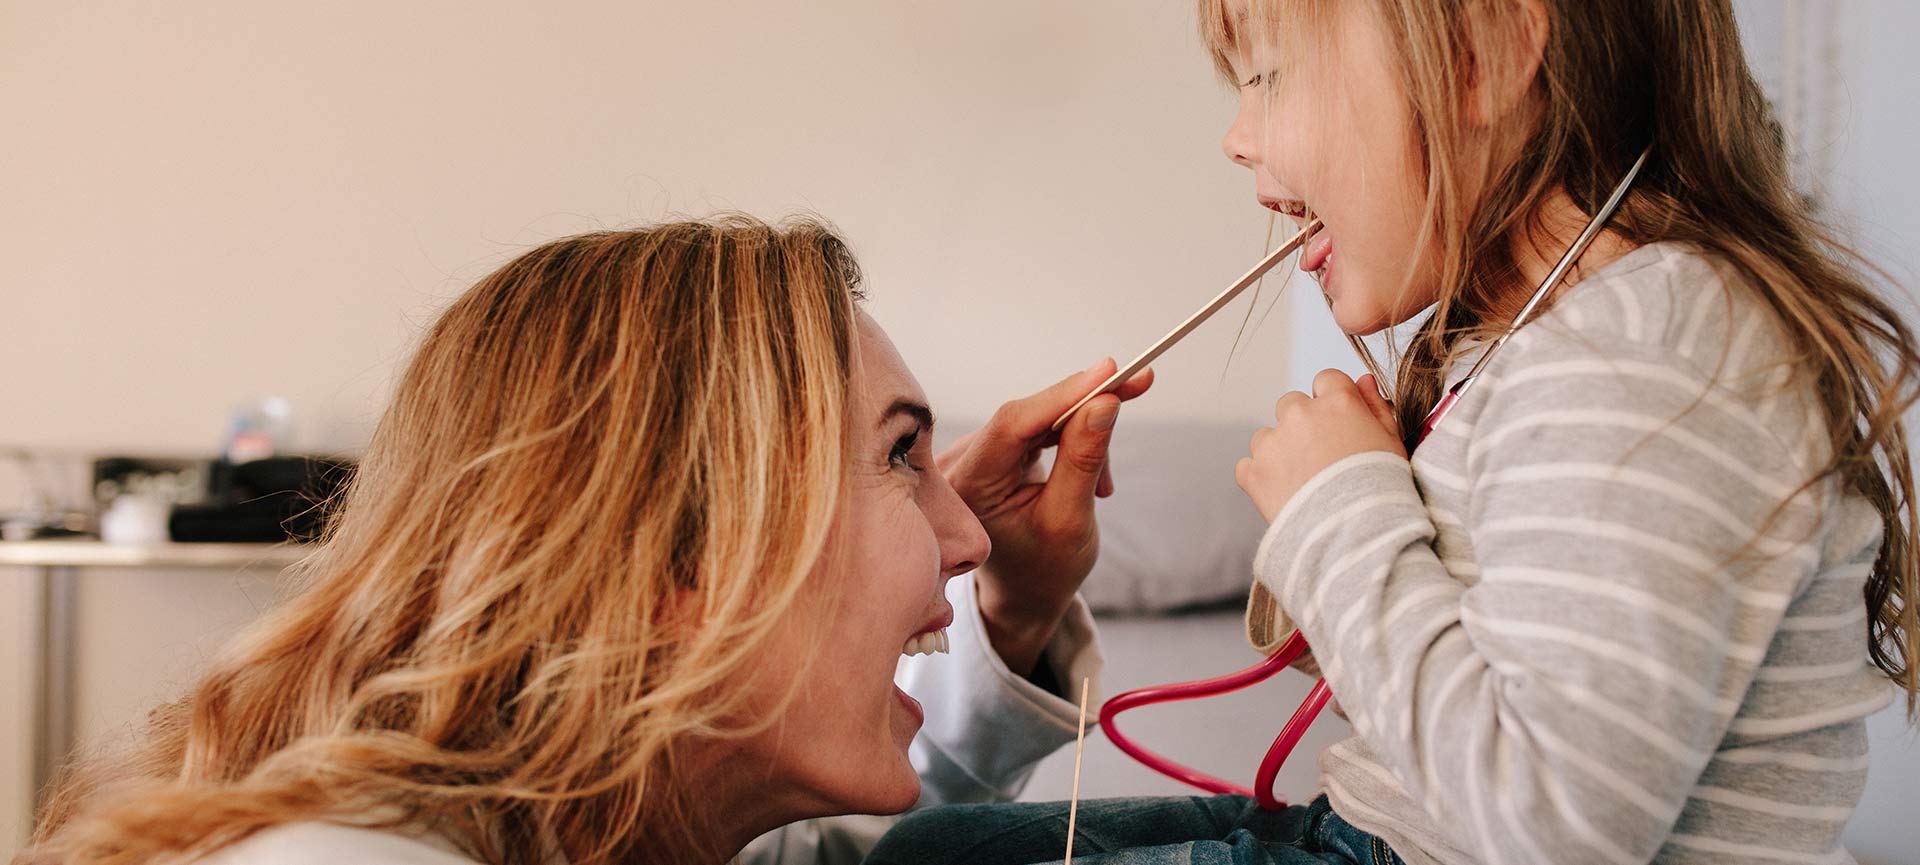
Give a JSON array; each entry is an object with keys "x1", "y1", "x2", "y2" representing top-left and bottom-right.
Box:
[
  {"x1": 937, "y1": 359, "x2": 1153, "y2": 677},
  {"x1": 1237, "y1": 371, "x2": 1404, "y2": 523}
]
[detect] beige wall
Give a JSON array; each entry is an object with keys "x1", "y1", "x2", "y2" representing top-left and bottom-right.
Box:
[{"x1": 0, "y1": 0, "x2": 1294, "y2": 470}]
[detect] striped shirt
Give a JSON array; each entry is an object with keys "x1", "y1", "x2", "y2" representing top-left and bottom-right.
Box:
[{"x1": 1245, "y1": 241, "x2": 1893, "y2": 865}]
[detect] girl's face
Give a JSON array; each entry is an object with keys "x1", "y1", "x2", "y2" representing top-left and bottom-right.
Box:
[
  {"x1": 736, "y1": 312, "x2": 991, "y2": 822},
  {"x1": 1220, "y1": 0, "x2": 1435, "y2": 334}
]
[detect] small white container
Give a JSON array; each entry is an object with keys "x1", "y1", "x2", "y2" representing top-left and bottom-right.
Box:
[{"x1": 100, "y1": 495, "x2": 171, "y2": 545}]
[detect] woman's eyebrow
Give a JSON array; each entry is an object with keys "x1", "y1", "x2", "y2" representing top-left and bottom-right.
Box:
[{"x1": 879, "y1": 399, "x2": 935, "y2": 432}]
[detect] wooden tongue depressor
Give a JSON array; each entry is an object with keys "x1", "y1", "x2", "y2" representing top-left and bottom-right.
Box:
[
  {"x1": 1050, "y1": 218, "x2": 1325, "y2": 433},
  {"x1": 1065, "y1": 677, "x2": 1090, "y2": 865}
]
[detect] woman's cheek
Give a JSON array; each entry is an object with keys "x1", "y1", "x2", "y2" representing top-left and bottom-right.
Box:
[
  {"x1": 911, "y1": 485, "x2": 951, "y2": 568},
  {"x1": 876, "y1": 491, "x2": 944, "y2": 611}
]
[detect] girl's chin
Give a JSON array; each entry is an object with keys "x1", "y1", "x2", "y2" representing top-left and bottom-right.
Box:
[
  {"x1": 1329, "y1": 300, "x2": 1386, "y2": 337},
  {"x1": 1328, "y1": 290, "x2": 1408, "y2": 336},
  {"x1": 1321, "y1": 271, "x2": 1372, "y2": 335}
]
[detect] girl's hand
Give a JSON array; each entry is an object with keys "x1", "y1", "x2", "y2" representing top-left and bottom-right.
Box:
[{"x1": 1236, "y1": 371, "x2": 1405, "y2": 522}]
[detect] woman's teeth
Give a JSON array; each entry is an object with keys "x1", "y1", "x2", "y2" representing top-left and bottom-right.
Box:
[{"x1": 902, "y1": 629, "x2": 950, "y2": 657}]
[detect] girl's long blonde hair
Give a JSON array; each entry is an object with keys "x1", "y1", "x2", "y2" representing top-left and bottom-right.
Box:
[
  {"x1": 1202, "y1": 0, "x2": 1920, "y2": 715},
  {"x1": 23, "y1": 215, "x2": 868, "y2": 864}
]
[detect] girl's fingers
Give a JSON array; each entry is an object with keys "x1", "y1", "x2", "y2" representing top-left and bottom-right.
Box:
[
  {"x1": 1310, "y1": 368, "x2": 1354, "y2": 398},
  {"x1": 1274, "y1": 390, "x2": 1309, "y2": 421},
  {"x1": 1356, "y1": 373, "x2": 1399, "y2": 434}
]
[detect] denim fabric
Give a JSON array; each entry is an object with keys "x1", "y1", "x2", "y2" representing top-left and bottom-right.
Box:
[{"x1": 863, "y1": 794, "x2": 1405, "y2": 865}]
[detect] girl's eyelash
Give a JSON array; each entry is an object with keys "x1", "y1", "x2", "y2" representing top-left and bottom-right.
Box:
[
  {"x1": 889, "y1": 430, "x2": 922, "y2": 471},
  {"x1": 1241, "y1": 70, "x2": 1278, "y2": 89}
]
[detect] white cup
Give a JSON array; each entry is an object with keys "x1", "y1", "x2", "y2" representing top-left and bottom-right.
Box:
[{"x1": 100, "y1": 495, "x2": 171, "y2": 545}]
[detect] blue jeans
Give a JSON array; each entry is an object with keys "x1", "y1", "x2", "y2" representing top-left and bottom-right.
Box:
[{"x1": 864, "y1": 794, "x2": 1406, "y2": 865}]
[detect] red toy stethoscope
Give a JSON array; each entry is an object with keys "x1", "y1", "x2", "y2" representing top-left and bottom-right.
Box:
[{"x1": 1100, "y1": 146, "x2": 1654, "y2": 811}]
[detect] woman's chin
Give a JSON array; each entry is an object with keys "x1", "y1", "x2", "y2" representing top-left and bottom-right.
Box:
[
  {"x1": 836, "y1": 762, "x2": 921, "y2": 816},
  {"x1": 872, "y1": 773, "x2": 922, "y2": 815},
  {"x1": 875, "y1": 726, "x2": 922, "y2": 812},
  {"x1": 836, "y1": 720, "x2": 922, "y2": 814}
]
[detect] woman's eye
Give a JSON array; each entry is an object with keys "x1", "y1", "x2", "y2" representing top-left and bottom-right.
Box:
[
  {"x1": 889, "y1": 431, "x2": 922, "y2": 471},
  {"x1": 1240, "y1": 72, "x2": 1263, "y2": 88}
]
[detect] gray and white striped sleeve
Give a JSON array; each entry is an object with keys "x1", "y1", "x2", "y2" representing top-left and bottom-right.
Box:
[{"x1": 1253, "y1": 330, "x2": 1827, "y2": 865}]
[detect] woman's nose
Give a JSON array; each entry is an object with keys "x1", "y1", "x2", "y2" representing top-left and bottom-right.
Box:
[{"x1": 933, "y1": 482, "x2": 991, "y2": 578}]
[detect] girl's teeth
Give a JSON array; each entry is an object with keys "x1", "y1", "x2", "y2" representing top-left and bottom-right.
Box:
[{"x1": 902, "y1": 629, "x2": 951, "y2": 657}]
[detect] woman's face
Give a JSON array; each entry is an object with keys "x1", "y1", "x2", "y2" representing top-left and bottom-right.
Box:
[
  {"x1": 738, "y1": 312, "x2": 991, "y2": 820},
  {"x1": 1219, "y1": 0, "x2": 1434, "y2": 334}
]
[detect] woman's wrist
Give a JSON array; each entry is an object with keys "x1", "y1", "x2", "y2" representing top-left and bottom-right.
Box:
[{"x1": 973, "y1": 569, "x2": 1072, "y2": 678}]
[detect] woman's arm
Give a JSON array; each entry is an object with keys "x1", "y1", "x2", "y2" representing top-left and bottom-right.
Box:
[{"x1": 937, "y1": 358, "x2": 1152, "y2": 676}]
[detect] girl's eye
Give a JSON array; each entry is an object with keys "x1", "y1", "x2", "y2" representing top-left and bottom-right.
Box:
[
  {"x1": 889, "y1": 430, "x2": 922, "y2": 472},
  {"x1": 1240, "y1": 72, "x2": 1264, "y2": 88}
]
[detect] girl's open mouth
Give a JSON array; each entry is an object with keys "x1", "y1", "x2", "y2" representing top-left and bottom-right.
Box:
[{"x1": 1300, "y1": 229, "x2": 1333, "y2": 274}]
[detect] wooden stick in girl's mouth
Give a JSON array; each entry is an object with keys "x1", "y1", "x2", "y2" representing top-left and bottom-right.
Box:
[{"x1": 1051, "y1": 219, "x2": 1324, "y2": 432}]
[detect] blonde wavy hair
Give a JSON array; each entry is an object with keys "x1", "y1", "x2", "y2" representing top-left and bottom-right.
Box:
[
  {"x1": 1202, "y1": 0, "x2": 1919, "y2": 714},
  {"x1": 23, "y1": 215, "x2": 868, "y2": 864}
]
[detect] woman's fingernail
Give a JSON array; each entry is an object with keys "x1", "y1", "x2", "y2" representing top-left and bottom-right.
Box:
[{"x1": 1088, "y1": 403, "x2": 1119, "y2": 432}]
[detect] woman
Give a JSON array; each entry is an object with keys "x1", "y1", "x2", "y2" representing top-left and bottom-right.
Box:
[{"x1": 22, "y1": 215, "x2": 1150, "y2": 864}]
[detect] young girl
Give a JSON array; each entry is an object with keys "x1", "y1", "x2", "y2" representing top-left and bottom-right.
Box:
[{"x1": 868, "y1": 1, "x2": 1919, "y2": 863}]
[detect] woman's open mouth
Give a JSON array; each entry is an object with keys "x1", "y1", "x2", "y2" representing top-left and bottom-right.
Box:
[
  {"x1": 901, "y1": 602, "x2": 954, "y2": 658},
  {"x1": 891, "y1": 608, "x2": 953, "y2": 727},
  {"x1": 901, "y1": 628, "x2": 949, "y2": 657},
  {"x1": 892, "y1": 684, "x2": 924, "y2": 726}
]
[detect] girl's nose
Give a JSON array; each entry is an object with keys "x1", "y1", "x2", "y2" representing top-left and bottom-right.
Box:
[
  {"x1": 1221, "y1": 98, "x2": 1260, "y2": 169},
  {"x1": 1222, "y1": 133, "x2": 1253, "y2": 168}
]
